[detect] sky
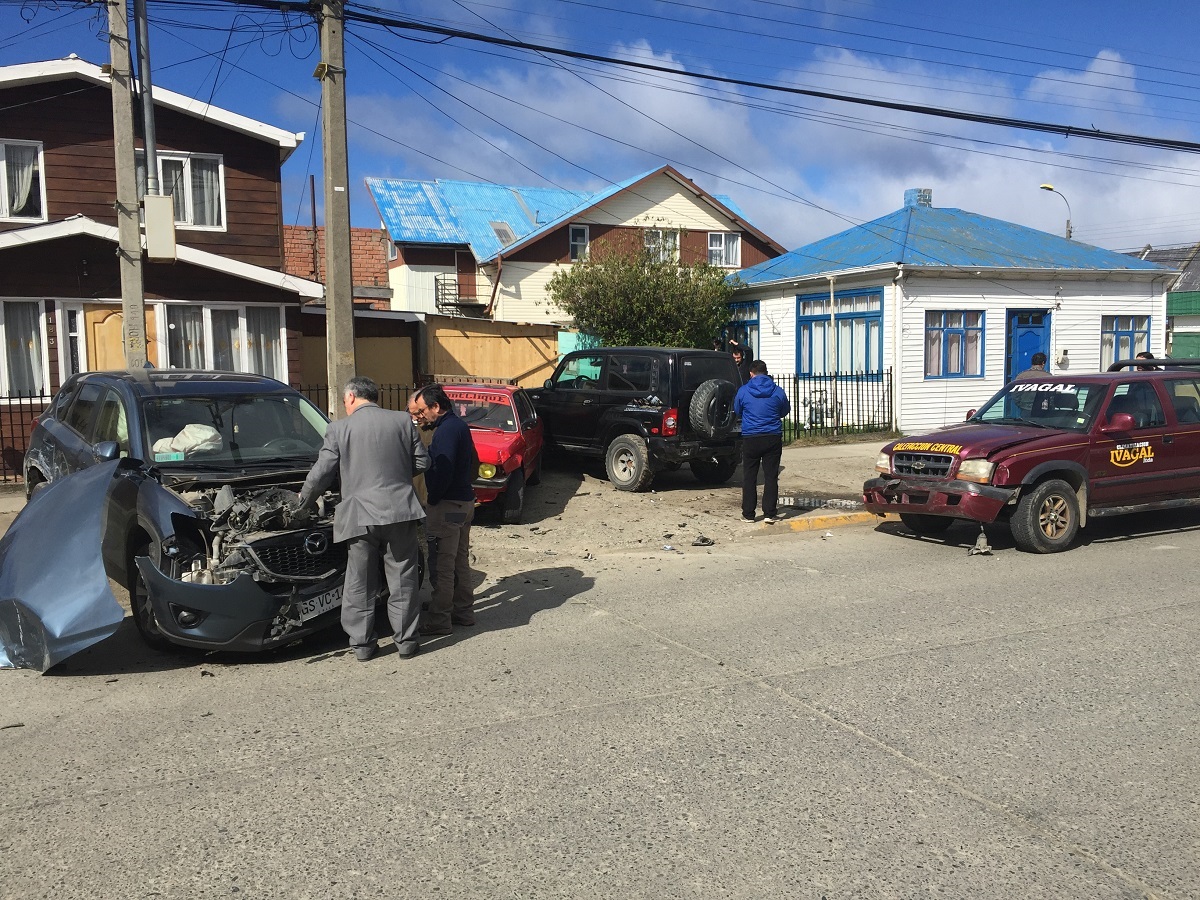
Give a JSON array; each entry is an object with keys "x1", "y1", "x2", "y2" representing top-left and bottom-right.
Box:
[{"x1": 3, "y1": 0, "x2": 1200, "y2": 254}]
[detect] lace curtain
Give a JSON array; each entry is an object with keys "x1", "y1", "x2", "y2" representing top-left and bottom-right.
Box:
[
  {"x1": 4, "y1": 301, "x2": 44, "y2": 395},
  {"x1": 167, "y1": 306, "x2": 205, "y2": 368},
  {"x1": 3, "y1": 143, "x2": 38, "y2": 218},
  {"x1": 245, "y1": 307, "x2": 280, "y2": 379}
]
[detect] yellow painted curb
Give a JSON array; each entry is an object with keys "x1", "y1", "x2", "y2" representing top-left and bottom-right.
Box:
[{"x1": 767, "y1": 511, "x2": 892, "y2": 532}]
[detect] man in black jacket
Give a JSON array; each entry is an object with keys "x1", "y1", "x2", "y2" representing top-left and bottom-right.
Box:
[{"x1": 411, "y1": 385, "x2": 480, "y2": 635}]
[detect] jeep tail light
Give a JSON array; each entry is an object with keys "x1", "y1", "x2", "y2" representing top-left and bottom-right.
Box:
[{"x1": 662, "y1": 408, "x2": 679, "y2": 437}]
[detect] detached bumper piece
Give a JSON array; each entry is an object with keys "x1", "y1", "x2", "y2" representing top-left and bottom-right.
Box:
[{"x1": 862, "y1": 476, "x2": 1017, "y2": 524}]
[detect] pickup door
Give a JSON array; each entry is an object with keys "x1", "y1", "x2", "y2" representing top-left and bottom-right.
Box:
[{"x1": 1087, "y1": 381, "x2": 1181, "y2": 509}]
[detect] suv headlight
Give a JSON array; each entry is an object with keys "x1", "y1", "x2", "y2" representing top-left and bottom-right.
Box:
[
  {"x1": 956, "y1": 458, "x2": 995, "y2": 484},
  {"x1": 875, "y1": 451, "x2": 891, "y2": 474}
]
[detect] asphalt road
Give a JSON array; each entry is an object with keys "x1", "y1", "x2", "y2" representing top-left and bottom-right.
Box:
[{"x1": 2, "y1": 505, "x2": 1197, "y2": 899}]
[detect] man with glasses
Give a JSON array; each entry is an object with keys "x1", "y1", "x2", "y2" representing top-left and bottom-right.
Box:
[
  {"x1": 411, "y1": 385, "x2": 479, "y2": 636},
  {"x1": 298, "y1": 376, "x2": 429, "y2": 661}
]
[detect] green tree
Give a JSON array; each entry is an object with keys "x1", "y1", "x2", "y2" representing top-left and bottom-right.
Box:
[{"x1": 547, "y1": 250, "x2": 736, "y2": 348}]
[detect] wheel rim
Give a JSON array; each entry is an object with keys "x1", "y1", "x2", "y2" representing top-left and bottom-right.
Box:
[
  {"x1": 1038, "y1": 494, "x2": 1072, "y2": 540},
  {"x1": 613, "y1": 448, "x2": 635, "y2": 482}
]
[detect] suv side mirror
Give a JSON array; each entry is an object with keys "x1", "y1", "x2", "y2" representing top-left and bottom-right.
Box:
[
  {"x1": 1101, "y1": 412, "x2": 1136, "y2": 434},
  {"x1": 93, "y1": 440, "x2": 121, "y2": 461},
  {"x1": 543, "y1": 379, "x2": 555, "y2": 390}
]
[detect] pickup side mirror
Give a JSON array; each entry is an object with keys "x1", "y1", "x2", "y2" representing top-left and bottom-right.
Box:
[
  {"x1": 1101, "y1": 412, "x2": 1136, "y2": 434},
  {"x1": 93, "y1": 440, "x2": 121, "y2": 461},
  {"x1": 543, "y1": 379, "x2": 554, "y2": 390},
  {"x1": 965, "y1": 409, "x2": 977, "y2": 420}
]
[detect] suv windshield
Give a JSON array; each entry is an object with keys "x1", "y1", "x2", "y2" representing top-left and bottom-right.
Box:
[
  {"x1": 970, "y1": 380, "x2": 1107, "y2": 432},
  {"x1": 142, "y1": 393, "x2": 328, "y2": 465}
]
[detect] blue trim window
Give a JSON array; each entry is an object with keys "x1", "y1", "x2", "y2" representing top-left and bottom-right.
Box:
[
  {"x1": 725, "y1": 301, "x2": 758, "y2": 356},
  {"x1": 925, "y1": 310, "x2": 984, "y2": 378},
  {"x1": 796, "y1": 290, "x2": 882, "y2": 375},
  {"x1": 1100, "y1": 315, "x2": 1149, "y2": 370}
]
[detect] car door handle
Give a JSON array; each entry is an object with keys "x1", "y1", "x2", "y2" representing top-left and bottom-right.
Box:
[
  {"x1": 583, "y1": 399, "x2": 594, "y2": 404},
  {"x1": 1164, "y1": 434, "x2": 1174, "y2": 444}
]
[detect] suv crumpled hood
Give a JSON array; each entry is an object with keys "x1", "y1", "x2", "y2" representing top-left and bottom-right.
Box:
[{"x1": 887, "y1": 421, "x2": 1064, "y2": 459}]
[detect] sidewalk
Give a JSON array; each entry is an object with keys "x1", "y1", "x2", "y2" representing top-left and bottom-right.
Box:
[{"x1": 767, "y1": 438, "x2": 890, "y2": 532}]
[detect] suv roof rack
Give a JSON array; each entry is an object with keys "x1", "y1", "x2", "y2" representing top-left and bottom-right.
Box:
[{"x1": 1107, "y1": 358, "x2": 1200, "y2": 372}]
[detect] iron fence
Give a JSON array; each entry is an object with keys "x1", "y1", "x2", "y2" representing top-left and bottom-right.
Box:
[
  {"x1": 1, "y1": 392, "x2": 52, "y2": 482},
  {"x1": 777, "y1": 369, "x2": 893, "y2": 439},
  {"x1": 291, "y1": 383, "x2": 418, "y2": 414}
]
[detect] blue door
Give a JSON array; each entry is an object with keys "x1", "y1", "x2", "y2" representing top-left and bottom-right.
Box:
[{"x1": 1007, "y1": 311, "x2": 1050, "y2": 380}]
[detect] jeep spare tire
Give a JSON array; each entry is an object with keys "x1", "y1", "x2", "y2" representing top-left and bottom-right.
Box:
[{"x1": 689, "y1": 378, "x2": 737, "y2": 438}]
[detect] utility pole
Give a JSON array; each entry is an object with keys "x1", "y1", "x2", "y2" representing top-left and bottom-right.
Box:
[
  {"x1": 108, "y1": 0, "x2": 147, "y2": 369},
  {"x1": 317, "y1": 0, "x2": 356, "y2": 418}
]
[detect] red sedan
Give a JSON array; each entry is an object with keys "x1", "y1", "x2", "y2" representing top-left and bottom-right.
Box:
[{"x1": 443, "y1": 384, "x2": 545, "y2": 524}]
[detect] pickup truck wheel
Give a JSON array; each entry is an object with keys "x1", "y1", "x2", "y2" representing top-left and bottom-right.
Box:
[
  {"x1": 605, "y1": 435, "x2": 654, "y2": 492},
  {"x1": 129, "y1": 542, "x2": 176, "y2": 652},
  {"x1": 689, "y1": 379, "x2": 737, "y2": 439},
  {"x1": 1011, "y1": 478, "x2": 1079, "y2": 553},
  {"x1": 899, "y1": 513, "x2": 955, "y2": 535},
  {"x1": 501, "y1": 470, "x2": 526, "y2": 524},
  {"x1": 691, "y1": 457, "x2": 737, "y2": 484}
]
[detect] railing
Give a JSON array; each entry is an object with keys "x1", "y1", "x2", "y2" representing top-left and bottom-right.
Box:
[
  {"x1": 0, "y1": 392, "x2": 52, "y2": 482},
  {"x1": 433, "y1": 273, "x2": 487, "y2": 317},
  {"x1": 292, "y1": 383, "x2": 418, "y2": 414},
  {"x1": 777, "y1": 369, "x2": 893, "y2": 439}
]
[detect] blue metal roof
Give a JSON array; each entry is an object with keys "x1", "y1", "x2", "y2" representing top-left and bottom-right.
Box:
[
  {"x1": 735, "y1": 190, "x2": 1172, "y2": 286},
  {"x1": 368, "y1": 177, "x2": 590, "y2": 261}
]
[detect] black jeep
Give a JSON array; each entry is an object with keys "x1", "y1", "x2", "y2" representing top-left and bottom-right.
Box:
[{"x1": 529, "y1": 347, "x2": 741, "y2": 491}]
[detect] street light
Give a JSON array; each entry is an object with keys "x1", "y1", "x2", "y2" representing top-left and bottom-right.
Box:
[{"x1": 1039, "y1": 183, "x2": 1073, "y2": 239}]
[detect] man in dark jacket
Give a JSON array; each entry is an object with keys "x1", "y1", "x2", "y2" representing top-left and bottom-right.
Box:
[
  {"x1": 412, "y1": 385, "x2": 480, "y2": 635},
  {"x1": 733, "y1": 360, "x2": 791, "y2": 524},
  {"x1": 728, "y1": 340, "x2": 753, "y2": 384}
]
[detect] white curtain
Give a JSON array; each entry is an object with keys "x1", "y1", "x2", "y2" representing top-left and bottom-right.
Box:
[
  {"x1": 163, "y1": 158, "x2": 186, "y2": 222},
  {"x1": 4, "y1": 144, "x2": 37, "y2": 218},
  {"x1": 211, "y1": 309, "x2": 239, "y2": 371},
  {"x1": 4, "y1": 301, "x2": 44, "y2": 395},
  {"x1": 245, "y1": 307, "x2": 281, "y2": 379},
  {"x1": 191, "y1": 159, "x2": 221, "y2": 227},
  {"x1": 167, "y1": 306, "x2": 205, "y2": 368}
]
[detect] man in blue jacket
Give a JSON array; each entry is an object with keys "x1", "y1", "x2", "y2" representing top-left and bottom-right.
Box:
[{"x1": 733, "y1": 360, "x2": 791, "y2": 524}]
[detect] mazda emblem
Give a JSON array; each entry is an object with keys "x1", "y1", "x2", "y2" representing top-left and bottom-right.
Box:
[{"x1": 303, "y1": 532, "x2": 329, "y2": 556}]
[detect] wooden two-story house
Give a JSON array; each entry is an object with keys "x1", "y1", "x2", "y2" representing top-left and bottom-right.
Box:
[
  {"x1": 0, "y1": 54, "x2": 323, "y2": 404},
  {"x1": 367, "y1": 165, "x2": 786, "y2": 323}
]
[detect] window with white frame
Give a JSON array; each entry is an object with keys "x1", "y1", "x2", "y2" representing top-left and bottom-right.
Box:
[
  {"x1": 1, "y1": 300, "x2": 47, "y2": 396},
  {"x1": 165, "y1": 304, "x2": 283, "y2": 379},
  {"x1": 569, "y1": 224, "x2": 590, "y2": 262},
  {"x1": 0, "y1": 140, "x2": 45, "y2": 221},
  {"x1": 136, "y1": 151, "x2": 225, "y2": 228},
  {"x1": 796, "y1": 290, "x2": 883, "y2": 376},
  {"x1": 644, "y1": 228, "x2": 679, "y2": 263},
  {"x1": 925, "y1": 310, "x2": 984, "y2": 378},
  {"x1": 708, "y1": 232, "x2": 741, "y2": 267},
  {"x1": 1100, "y1": 315, "x2": 1150, "y2": 370}
]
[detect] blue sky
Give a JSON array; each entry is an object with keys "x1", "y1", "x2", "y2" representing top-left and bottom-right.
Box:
[{"x1": 3, "y1": 0, "x2": 1200, "y2": 252}]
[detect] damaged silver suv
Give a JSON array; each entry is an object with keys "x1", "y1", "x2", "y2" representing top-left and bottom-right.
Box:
[{"x1": 23, "y1": 370, "x2": 347, "y2": 653}]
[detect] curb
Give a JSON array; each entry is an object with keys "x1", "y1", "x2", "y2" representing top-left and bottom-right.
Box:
[{"x1": 773, "y1": 510, "x2": 889, "y2": 532}]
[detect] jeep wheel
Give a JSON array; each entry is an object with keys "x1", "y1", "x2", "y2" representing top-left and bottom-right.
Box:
[
  {"x1": 605, "y1": 435, "x2": 654, "y2": 492},
  {"x1": 691, "y1": 457, "x2": 738, "y2": 484},
  {"x1": 1011, "y1": 479, "x2": 1079, "y2": 553},
  {"x1": 129, "y1": 543, "x2": 176, "y2": 652},
  {"x1": 502, "y1": 470, "x2": 526, "y2": 524},
  {"x1": 689, "y1": 379, "x2": 737, "y2": 439},
  {"x1": 899, "y1": 513, "x2": 955, "y2": 535}
]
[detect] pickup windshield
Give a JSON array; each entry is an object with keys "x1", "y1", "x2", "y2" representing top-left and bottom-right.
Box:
[{"x1": 969, "y1": 381, "x2": 1106, "y2": 432}]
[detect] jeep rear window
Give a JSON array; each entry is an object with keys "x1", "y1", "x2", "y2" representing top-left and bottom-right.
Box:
[
  {"x1": 681, "y1": 355, "x2": 739, "y2": 390},
  {"x1": 973, "y1": 381, "x2": 1106, "y2": 431}
]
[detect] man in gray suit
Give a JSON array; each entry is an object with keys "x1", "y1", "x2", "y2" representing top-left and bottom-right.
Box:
[{"x1": 299, "y1": 376, "x2": 430, "y2": 661}]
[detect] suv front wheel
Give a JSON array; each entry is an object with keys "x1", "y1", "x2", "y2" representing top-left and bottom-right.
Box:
[{"x1": 605, "y1": 435, "x2": 654, "y2": 492}]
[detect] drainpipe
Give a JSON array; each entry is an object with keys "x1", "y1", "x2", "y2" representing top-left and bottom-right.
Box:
[
  {"x1": 892, "y1": 265, "x2": 905, "y2": 432},
  {"x1": 484, "y1": 254, "x2": 503, "y2": 318},
  {"x1": 826, "y1": 275, "x2": 838, "y2": 434}
]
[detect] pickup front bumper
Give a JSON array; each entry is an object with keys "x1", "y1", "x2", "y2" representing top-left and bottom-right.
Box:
[{"x1": 862, "y1": 476, "x2": 1018, "y2": 523}]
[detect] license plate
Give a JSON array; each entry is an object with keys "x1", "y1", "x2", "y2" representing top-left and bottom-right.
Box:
[{"x1": 297, "y1": 585, "x2": 342, "y2": 622}]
